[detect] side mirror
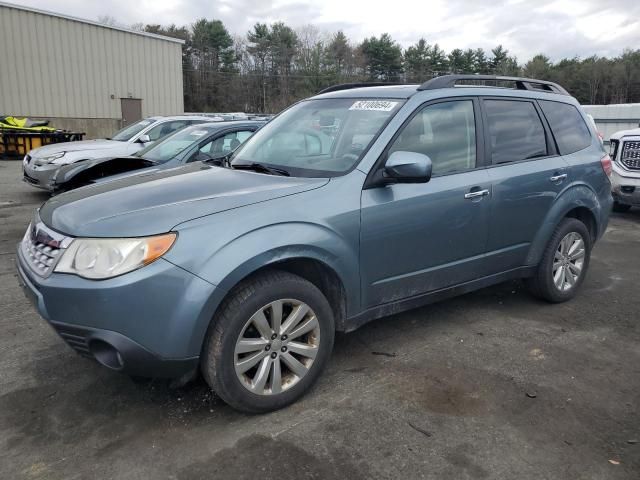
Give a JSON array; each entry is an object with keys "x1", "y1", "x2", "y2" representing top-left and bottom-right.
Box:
[
  {"x1": 383, "y1": 151, "x2": 432, "y2": 184},
  {"x1": 137, "y1": 134, "x2": 151, "y2": 144}
]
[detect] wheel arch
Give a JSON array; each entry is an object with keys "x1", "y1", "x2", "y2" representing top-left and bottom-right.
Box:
[
  {"x1": 213, "y1": 253, "x2": 351, "y2": 333},
  {"x1": 525, "y1": 184, "x2": 602, "y2": 266}
]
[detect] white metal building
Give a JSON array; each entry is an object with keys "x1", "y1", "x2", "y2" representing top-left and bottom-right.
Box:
[
  {"x1": 582, "y1": 104, "x2": 640, "y2": 143},
  {"x1": 0, "y1": 2, "x2": 184, "y2": 138}
]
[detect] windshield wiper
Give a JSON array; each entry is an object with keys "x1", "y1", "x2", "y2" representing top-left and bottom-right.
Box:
[{"x1": 232, "y1": 162, "x2": 290, "y2": 176}]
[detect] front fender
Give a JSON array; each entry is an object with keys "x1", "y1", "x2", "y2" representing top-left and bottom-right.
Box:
[
  {"x1": 167, "y1": 218, "x2": 360, "y2": 306},
  {"x1": 205, "y1": 222, "x2": 356, "y2": 302},
  {"x1": 525, "y1": 183, "x2": 603, "y2": 265}
]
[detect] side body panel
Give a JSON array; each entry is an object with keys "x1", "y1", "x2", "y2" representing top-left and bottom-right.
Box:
[
  {"x1": 485, "y1": 156, "x2": 571, "y2": 271},
  {"x1": 360, "y1": 169, "x2": 491, "y2": 307},
  {"x1": 164, "y1": 173, "x2": 364, "y2": 333}
]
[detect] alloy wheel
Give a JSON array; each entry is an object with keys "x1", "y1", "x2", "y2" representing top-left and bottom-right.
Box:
[
  {"x1": 234, "y1": 299, "x2": 320, "y2": 395},
  {"x1": 552, "y1": 232, "x2": 585, "y2": 291}
]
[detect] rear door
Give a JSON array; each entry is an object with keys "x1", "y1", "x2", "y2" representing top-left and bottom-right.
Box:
[{"x1": 482, "y1": 97, "x2": 569, "y2": 272}]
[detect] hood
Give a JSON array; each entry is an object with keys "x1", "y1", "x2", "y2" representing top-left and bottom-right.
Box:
[
  {"x1": 30, "y1": 139, "x2": 125, "y2": 157},
  {"x1": 40, "y1": 163, "x2": 329, "y2": 237},
  {"x1": 610, "y1": 128, "x2": 640, "y2": 141}
]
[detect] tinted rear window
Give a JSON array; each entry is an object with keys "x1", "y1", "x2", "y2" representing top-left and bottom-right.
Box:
[
  {"x1": 484, "y1": 100, "x2": 548, "y2": 164},
  {"x1": 539, "y1": 101, "x2": 592, "y2": 155}
]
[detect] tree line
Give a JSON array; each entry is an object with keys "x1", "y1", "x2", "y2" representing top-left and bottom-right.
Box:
[{"x1": 132, "y1": 18, "x2": 640, "y2": 112}]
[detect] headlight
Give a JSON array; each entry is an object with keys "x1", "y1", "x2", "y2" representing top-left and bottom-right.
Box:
[
  {"x1": 36, "y1": 152, "x2": 65, "y2": 165},
  {"x1": 54, "y1": 233, "x2": 176, "y2": 279}
]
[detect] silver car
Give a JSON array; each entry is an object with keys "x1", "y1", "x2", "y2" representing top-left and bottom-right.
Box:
[{"x1": 22, "y1": 115, "x2": 215, "y2": 191}]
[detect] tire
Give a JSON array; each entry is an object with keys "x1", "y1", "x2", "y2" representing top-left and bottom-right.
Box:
[
  {"x1": 201, "y1": 270, "x2": 335, "y2": 413},
  {"x1": 526, "y1": 218, "x2": 591, "y2": 303},
  {"x1": 613, "y1": 201, "x2": 632, "y2": 213}
]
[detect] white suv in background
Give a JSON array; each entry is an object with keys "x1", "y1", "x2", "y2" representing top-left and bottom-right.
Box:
[
  {"x1": 23, "y1": 115, "x2": 215, "y2": 192},
  {"x1": 609, "y1": 127, "x2": 640, "y2": 212}
]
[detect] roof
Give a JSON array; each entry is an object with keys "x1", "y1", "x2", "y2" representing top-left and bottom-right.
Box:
[
  {"x1": 190, "y1": 120, "x2": 267, "y2": 130},
  {"x1": 314, "y1": 85, "x2": 421, "y2": 100},
  {"x1": 0, "y1": 1, "x2": 184, "y2": 44},
  {"x1": 314, "y1": 76, "x2": 575, "y2": 101},
  {"x1": 159, "y1": 115, "x2": 218, "y2": 121}
]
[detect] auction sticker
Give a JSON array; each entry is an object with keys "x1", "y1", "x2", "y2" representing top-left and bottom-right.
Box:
[
  {"x1": 349, "y1": 100, "x2": 398, "y2": 112},
  {"x1": 189, "y1": 130, "x2": 208, "y2": 137}
]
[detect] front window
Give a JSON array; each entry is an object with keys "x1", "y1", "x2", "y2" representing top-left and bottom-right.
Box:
[
  {"x1": 388, "y1": 100, "x2": 477, "y2": 176},
  {"x1": 231, "y1": 98, "x2": 404, "y2": 176},
  {"x1": 145, "y1": 120, "x2": 190, "y2": 141},
  {"x1": 110, "y1": 119, "x2": 156, "y2": 141},
  {"x1": 197, "y1": 130, "x2": 254, "y2": 157},
  {"x1": 137, "y1": 126, "x2": 217, "y2": 163}
]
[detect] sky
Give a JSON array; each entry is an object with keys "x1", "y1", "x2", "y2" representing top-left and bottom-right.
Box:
[{"x1": 13, "y1": 0, "x2": 640, "y2": 62}]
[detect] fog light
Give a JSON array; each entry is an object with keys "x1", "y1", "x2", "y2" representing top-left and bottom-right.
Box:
[{"x1": 90, "y1": 340, "x2": 124, "y2": 370}]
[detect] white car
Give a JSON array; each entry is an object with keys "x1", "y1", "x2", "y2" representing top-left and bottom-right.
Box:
[
  {"x1": 609, "y1": 127, "x2": 640, "y2": 212},
  {"x1": 23, "y1": 115, "x2": 215, "y2": 191}
]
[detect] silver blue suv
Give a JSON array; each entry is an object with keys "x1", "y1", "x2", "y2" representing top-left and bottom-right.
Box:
[{"x1": 16, "y1": 75, "x2": 613, "y2": 413}]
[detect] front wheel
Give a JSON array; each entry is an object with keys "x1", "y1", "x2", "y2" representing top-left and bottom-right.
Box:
[
  {"x1": 201, "y1": 270, "x2": 335, "y2": 413},
  {"x1": 527, "y1": 218, "x2": 591, "y2": 303}
]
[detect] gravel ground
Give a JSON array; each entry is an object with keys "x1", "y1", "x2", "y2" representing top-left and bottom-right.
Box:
[{"x1": 0, "y1": 158, "x2": 638, "y2": 480}]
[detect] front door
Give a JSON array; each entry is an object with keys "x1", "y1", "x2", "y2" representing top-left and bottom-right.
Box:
[
  {"x1": 120, "y1": 98, "x2": 142, "y2": 127},
  {"x1": 360, "y1": 98, "x2": 491, "y2": 308}
]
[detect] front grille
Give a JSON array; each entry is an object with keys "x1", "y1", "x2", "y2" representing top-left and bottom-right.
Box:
[
  {"x1": 53, "y1": 324, "x2": 94, "y2": 359},
  {"x1": 22, "y1": 236, "x2": 60, "y2": 276},
  {"x1": 20, "y1": 218, "x2": 70, "y2": 277},
  {"x1": 621, "y1": 141, "x2": 640, "y2": 170},
  {"x1": 23, "y1": 172, "x2": 39, "y2": 185}
]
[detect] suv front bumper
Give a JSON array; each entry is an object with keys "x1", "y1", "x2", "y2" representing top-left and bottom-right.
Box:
[
  {"x1": 611, "y1": 162, "x2": 640, "y2": 206},
  {"x1": 16, "y1": 246, "x2": 222, "y2": 378}
]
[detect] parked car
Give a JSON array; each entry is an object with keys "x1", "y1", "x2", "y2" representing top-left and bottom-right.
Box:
[
  {"x1": 48, "y1": 121, "x2": 265, "y2": 191},
  {"x1": 608, "y1": 127, "x2": 640, "y2": 212},
  {"x1": 22, "y1": 115, "x2": 213, "y2": 192},
  {"x1": 17, "y1": 75, "x2": 612, "y2": 413}
]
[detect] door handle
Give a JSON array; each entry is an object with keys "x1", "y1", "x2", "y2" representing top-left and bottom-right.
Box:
[
  {"x1": 549, "y1": 173, "x2": 567, "y2": 182},
  {"x1": 464, "y1": 189, "x2": 490, "y2": 199}
]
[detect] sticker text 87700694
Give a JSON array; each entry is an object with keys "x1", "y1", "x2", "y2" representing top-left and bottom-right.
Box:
[{"x1": 349, "y1": 100, "x2": 399, "y2": 112}]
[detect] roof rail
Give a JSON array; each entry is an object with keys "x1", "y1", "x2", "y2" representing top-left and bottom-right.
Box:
[
  {"x1": 417, "y1": 75, "x2": 569, "y2": 95},
  {"x1": 317, "y1": 82, "x2": 405, "y2": 95}
]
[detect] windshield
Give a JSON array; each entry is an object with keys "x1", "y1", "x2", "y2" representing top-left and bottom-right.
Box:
[
  {"x1": 136, "y1": 125, "x2": 217, "y2": 163},
  {"x1": 231, "y1": 98, "x2": 404, "y2": 176},
  {"x1": 110, "y1": 119, "x2": 156, "y2": 141}
]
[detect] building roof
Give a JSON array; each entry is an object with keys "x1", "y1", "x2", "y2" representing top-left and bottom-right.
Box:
[{"x1": 0, "y1": 1, "x2": 185, "y2": 44}]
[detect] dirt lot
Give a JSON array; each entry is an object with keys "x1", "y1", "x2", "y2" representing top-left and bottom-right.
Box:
[{"x1": 1, "y1": 159, "x2": 639, "y2": 479}]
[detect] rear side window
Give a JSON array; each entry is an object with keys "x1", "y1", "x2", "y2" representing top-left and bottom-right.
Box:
[
  {"x1": 484, "y1": 100, "x2": 548, "y2": 164},
  {"x1": 539, "y1": 101, "x2": 592, "y2": 155}
]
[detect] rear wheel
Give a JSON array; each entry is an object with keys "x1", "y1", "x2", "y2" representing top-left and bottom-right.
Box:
[
  {"x1": 527, "y1": 218, "x2": 591, "y2": 303},
  {"x1": 613, "y1": 201, "x2": 632, "y2": 213},
  {"x1": 201, "y1": 270, "x2": 334, "y2": 413}
]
